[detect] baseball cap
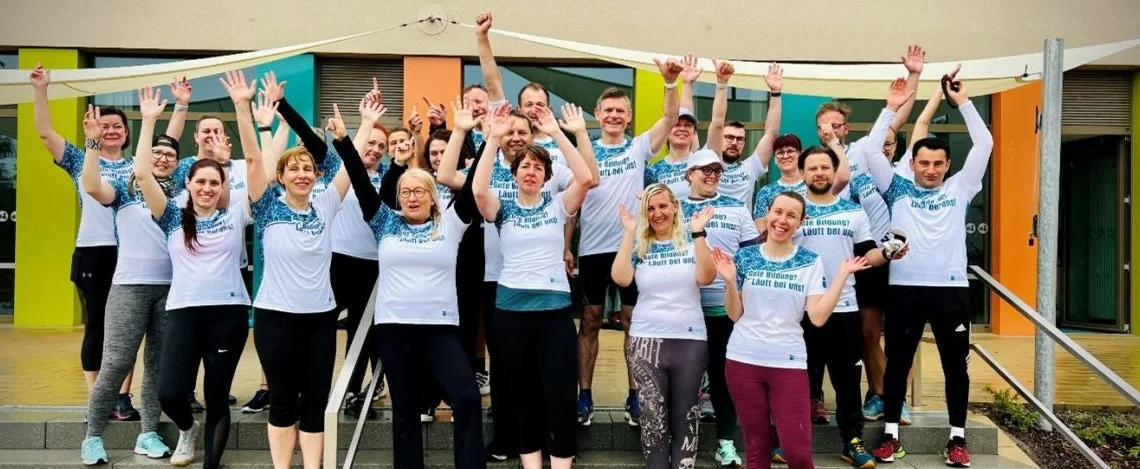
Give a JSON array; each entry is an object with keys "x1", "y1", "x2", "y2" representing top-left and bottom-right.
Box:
[
  {"x1": 152, "y1": 134, "x2": 180, "y2": 155},
  {"x1": 678, "y1": 107, "x2": 698, "y2": 125},
  {"x1": 685, "y1": 149, "x2": 724, "y2": 172}
]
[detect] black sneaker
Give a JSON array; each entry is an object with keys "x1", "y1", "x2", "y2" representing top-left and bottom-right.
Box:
[
  {"x1": 228, "y1": 394, "x2": 237, "y2": 405},
  {"x1": 344, "y1": 393, "x2": 377, "y2": 419},
  {"x1": 485, "y1": 440, "x2": 515, "y2": 462},
  {"x1": 110, "y1": 393, "x2": 141, "y2": 421},
  {"x1": 242, "y1": 389, "x2": 270, "y2": 413},
  {"x1": 188, "y1": 392, "x2": 205, "y2": 413}
]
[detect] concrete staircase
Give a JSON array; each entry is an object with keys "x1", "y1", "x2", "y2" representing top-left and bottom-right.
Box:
[{"x1": 0, "y1": 406, "x2": 1036, "y2": 468}]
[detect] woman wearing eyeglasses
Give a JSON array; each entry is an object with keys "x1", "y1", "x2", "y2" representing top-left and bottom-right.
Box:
[
  {"x1": 338, "y1": 94, "x2": 485, "y2": 469},
  {"x1": 679, "y1": 149, "x2": 762, "y2": 466},
  {"x1": 76, "y1": 87, "x2": 180, "y2": 465}
]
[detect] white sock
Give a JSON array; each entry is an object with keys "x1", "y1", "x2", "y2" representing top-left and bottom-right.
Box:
[
  {"x1": 885, "y1": 422, "x2": 900, "y2": 439},
  {"x1": 950, "y1": 426, "x2": 965, "y2": 440}
]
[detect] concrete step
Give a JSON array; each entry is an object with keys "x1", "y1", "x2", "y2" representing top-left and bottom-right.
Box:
[
  {"x1": 0, "y1": 449, "x2": 1038, "y2": 469},
  {"x1": 0, "y1": 406, "x2": 998, "y2": 455}
]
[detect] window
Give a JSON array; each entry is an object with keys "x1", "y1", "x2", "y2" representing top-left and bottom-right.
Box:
[
  {"x1": 0, "y1": 53, "x2": 17, "y2": 316},
  {"x1": 462, "y1": 64, "x2": 635, "y2": 140}
]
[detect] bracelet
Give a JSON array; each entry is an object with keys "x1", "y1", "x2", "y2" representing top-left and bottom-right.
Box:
[
  {"x1": 690, "y1": 230, "x2": 707, "y2": 239},
  {"x1": 258, "y1": 126, "x2": 273, "y2": 132},
  {"x1": 769, "y1": 91, "x2": 782, "y2": 98},
  {"x1": 663, "y1": 81, "x2": 678, "y2": 89},
  {"x1": 174, "y1": 104, "x2": 190, "y2": 112},
  {"x1": 85, "y1": 139, "x2": 101, "y2": 150}
]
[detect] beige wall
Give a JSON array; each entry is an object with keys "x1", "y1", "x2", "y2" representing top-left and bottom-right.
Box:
[{"x1": 2, "y1": 0, "x2": 1139, "y2": 66}]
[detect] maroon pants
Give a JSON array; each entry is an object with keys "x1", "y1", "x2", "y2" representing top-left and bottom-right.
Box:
[{"x1": 726, "y1": 359, "x2": 813, "y2": 469}]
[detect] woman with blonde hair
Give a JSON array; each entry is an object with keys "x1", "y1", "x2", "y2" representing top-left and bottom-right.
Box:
[
  {"x1": 610, "y1": 183, "x2": 716, "y2": 469},
  {"x1": 340, "y1": 92, "x2": 484, "y2": 468}
]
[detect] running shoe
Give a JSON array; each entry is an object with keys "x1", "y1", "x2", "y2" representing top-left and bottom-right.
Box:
[
  {"x1": 863, "y1": 394, "x2": 885, "y2": 421},
  {"x1": 715, "y1": 439, "x2": 743, "y2": 466},
  {"x1": 475, "y1": 371, "x2": 491, "y2": 396},
  {"x1": 812, "y1": 398, "x2": 830, "y2": 424},
  {"x1": 242, "y1": 388, "x2": 270, "y2": 413},
  {"x1": 624, "y1": 394, "x2": 640, "y2": 427},
  {"x1": 842, "y1": 437, "x2": 876, "y2": 468},
  {"x1": 943, "y1": 437, "x2": 971, "y2": 467},
  {"x1": 770, "y1": 445, "x2": 785, "y2": 464},
  {"x1": 110, "y1": 393, "x2": 140, "y2": 421},
  {"x1": 80, "y1": 436, "x2": 108, "y2": 466},
  {"x1": 170, "y1": 421, "x2": 200, "y2": 467},
  {"x1": 900, "y1": 402, "x2": 912, "y2": 426},
  {"x1": 344, "y1": 392, "x2": 377, "y2": 419},
  {"x1": 228, "y1": 394, "x2": 237, "y2": 405},
  {"x1": 420, "y1": 406, "x2": 436, "y2": 423},
  {"x1": 871, "y1": 434, "x2": 905, "y2": 463},
  {"x1": 134, "y1": 431, "x2": 171, "y2": 459},
  {"x1": 576, "y1": 392, "x2": 594, "y2": 426},
  {"x1": 188, "y1": 392, "x2": 204, "y2": 414}
]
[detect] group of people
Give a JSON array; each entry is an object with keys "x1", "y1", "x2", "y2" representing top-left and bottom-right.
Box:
[{"x1": 35, "y1": 11, "x2": 992, "y2": 469}]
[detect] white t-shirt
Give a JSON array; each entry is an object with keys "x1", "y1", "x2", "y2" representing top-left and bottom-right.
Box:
[
  {"x1": 534, "y1": 135, "x2": 568, "y2": 167},
  {"x1": 156, "y1": 195, "x2": 252, "y2": 310},
  {"x1": 681, "y1": 194, "x2": 760, "y2": 307},
  {"x1": 252, "y1": 186, "x2": 343, "y2": 313},
  {"x1": 644, "y1": 157, "x2": 690, "y2": 200},
  {"x1": 482, "y1": 150, "x2": 572, "y2": 281},
  {"x1": 330, "y1": 168, "x2": 384, "y2": 260},
  {"x1": 56, "y1": 143, "x2": 134, "y2": 247},
  {"x1": 848, "y1": 173, "x2": 892, "y2": 244},
  {"x1": 629, "y1": 240, "x2": 706, "y2": 340},
  {"x1": 495, "y1": 193, "x2": 572, "y2": 294},
  {"x1": 107, "y1": 179, "x2": 172, "y2": 285},
  {"x1": 371, "y1": 204, "x2": 469, "y2": 325},
  {"x1": 752, "y1": 179, "x2": 807, "y2": 220},
  {"x1": 719, "y1": 151, "x2": 769, "y2": 213},
  {"x1": 726, "y1": 244, "x2": 826, "y2": 370},
  {"x1": 579, "y1": 134, "x2": 653, "y2": 257},
  {"x1": 864, "y1": 102, "x2": 993, "y2": 287},
  {"x1": 795, "y1": 198, "x2": 873, "y2": 313}
]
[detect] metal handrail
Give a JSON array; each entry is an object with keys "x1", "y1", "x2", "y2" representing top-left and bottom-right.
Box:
[
  {"x1": 968, "y1": 265, "x2": 1140, "y2": 408},
  {"x1": 323, "y1": 285, "x2": 381, "y2": 469}
]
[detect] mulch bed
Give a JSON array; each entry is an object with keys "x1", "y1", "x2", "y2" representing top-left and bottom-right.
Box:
[{"x1": 970, "y1": 404, "x2": 1140, "y2": 469}]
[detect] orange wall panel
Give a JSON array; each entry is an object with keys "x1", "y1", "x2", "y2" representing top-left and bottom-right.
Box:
[
  {"x1": 403, "y1": 57, "x2": 462, "y2": 140},
  {"x1": 991, "y1": 83, "x2": 1041, "y2": 335}
]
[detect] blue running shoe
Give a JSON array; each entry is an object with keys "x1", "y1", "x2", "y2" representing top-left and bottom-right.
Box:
[
  {"x1": 863, "y1": 394, "x2": 885, "y2": 421},
  {"x1": 624, "y1": 394, "x2": 640, "y2": 427},
  {"x1": 134, "y1": 432, "x2": 171, "y2": 459},
  {"x1": 576, "y1": 392, "x2": 594, "y2": 427},
  {"x1": 900, "y1": 402, "x2": 913, "y2": 425},
  {"x1": 80, "y1": 436, "x2": 108, "y2": 466}
]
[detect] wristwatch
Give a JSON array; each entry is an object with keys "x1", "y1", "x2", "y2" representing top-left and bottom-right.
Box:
[
  {"x1": 85, "y1": 139, "x2": 101, "y2": 150},
  {"x1": 690, "y1": 230, "x2": 707, "y2": 239}
]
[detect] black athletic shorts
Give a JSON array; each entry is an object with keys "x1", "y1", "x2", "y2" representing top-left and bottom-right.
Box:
[
  {"x1": 578, "y1": 252, "x2": 638, "y2": 307},
  {"x1": 854, "y1": 263, "x2": 889, "y2": 309}
]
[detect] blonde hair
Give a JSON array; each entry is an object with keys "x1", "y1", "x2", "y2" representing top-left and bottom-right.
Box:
[
  {"x1": 276, "y1": 147, "x2": 323, "y2": 185},
  {"x1": 398, "y1": 168, "x2": 443, "y2": 240},
  {"x1": 815, "y1": 101, "x2": 852, "y2": 122},
  {"x1": 634, "y1": 183, "x2": 687, "y2": 260}
]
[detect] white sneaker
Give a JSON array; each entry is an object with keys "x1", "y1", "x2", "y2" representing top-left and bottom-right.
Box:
[
  {"x1": 475, "y1": 371, "x2": 491, "y2": 396},
  {"x1": 170, "y1": 420, "x2": 199, "y2": 466}
]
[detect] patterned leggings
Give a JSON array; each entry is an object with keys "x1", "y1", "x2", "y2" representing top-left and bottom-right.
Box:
[{"x1": 626, "y1": 336, "x2": 708, "y2": 469}]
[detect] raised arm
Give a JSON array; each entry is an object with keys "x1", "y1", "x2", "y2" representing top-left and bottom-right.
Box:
[
  {"x1": 866, "y1": 79, "x2": 911, "y2": 192},
  {"x1": 890, "y1": 45, "x2": 924, "y2": 133},
  {"x1": 165, "y1": 77, "x2": 192, "y2": 140},
  {"x1": 474, "y1": 12, "x2": 506, "y2": 103},
  {"x1": 438, "y1": 97, "x2": 477, "y2": 190},
  {"x1": 342, "y1": 98, "x2": 384, "y2": 219},
  {"x1": 132, "y1": 98, "x2": 168, "y2": 220},
  {"x1": 382, "y1": 139, "x2": 417, "y2": 210},
  {"x1": 252, "y1": 91, "x2": 281, "y2": 180},
  {"x1": 647, "y1": 57, "x2": 684, "y2": 154},
  {"x1": 29, "y1": 64, "x2": 65, "y2": 161},
  {"x1": 325, "y1": 104, "x2": 353, "y2": 200},
  {"x1": 706, "y1": 58, "x2": 734, "y2": 155},
  {"x1": 711, "y1": 248, "x2": 744, "y2": 321},
  {"x1": 679, "y1": 55, "x2": 700, "y2": 117},
  {"x1": 553, "y1": 104, "x2": 600, "y2": 187},
  {"x1": 828, "y1": 134, "x2": 852, "y2": 195},
  {"x1": 611, "y1": 205, "x2": 637, "y2": 287},
  {"x1": 220, "y1": 71, "x2": 264, "y2": 202},
  {"x1": 80, "y1": 105, "x2": 116, "y2": 205},
  {"x1": 947, "y1": 74, "x2": 993, "y2": 191},
  {"x1": 805, "y1": 258, "x2": 870, "y2": 326},
  {"x1": 689, "y1": 206, "x2": 717, "y2": 285},
  {"x1": 354, "y1": 80, "x2": 387, "y2": 156},
  {"x1": 753, "y1": 64, "x2": 784, "y2": 167},
  {"x1": 261, "y1": 71, "x2": 328, "y2": 163},
  {"x1": 473, "y1": 106, "x2": 508, "y2": 221},
  {"x1": 906, "y1": 85, "x2": 945, "y2": 168}
]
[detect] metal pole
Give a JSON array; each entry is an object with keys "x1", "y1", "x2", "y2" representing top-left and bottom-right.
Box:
[{"x1": 1034, "y1": 37, "x2": 1064, "y2": 432}]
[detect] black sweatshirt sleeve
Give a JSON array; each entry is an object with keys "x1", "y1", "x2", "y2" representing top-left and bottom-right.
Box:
[
  {"x1": 380, "y1": 162, "x2": 405, "y2": 211},
  {"x1": 854, "y1": 240, "x2": 878, "y2": 258},
  {"x1": 276, "y1": 97, "x2": 328, "y2": 165},
  {"x1": 453, "y1": 138, "x2": 488, "y2": 225},
  {"x1": 334, "y1": 136, "x2": 380, "y2": 222}
]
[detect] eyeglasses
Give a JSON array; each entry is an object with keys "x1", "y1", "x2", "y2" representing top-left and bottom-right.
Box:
[
  {"x1": 150, "y1": 149, "x2": 178, "y2": 161},
  {"x1": 698, "y1": 167, "x2": 724, "y2": 176},
  {"x1": 826, "y1": 122, "x2": 847, "y2": 130},
  {"x1": 775, "y1": 149, "x2": 798, "y2": 158},
  {"x1": 399, "y1": 188, "x2": 429, "y2": 199},
  {"x1": 723, "y1": 135, "x2": 746, "y2": 143}
]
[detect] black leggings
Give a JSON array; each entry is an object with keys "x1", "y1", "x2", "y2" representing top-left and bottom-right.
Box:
[
  {"x1": 884, "y1": 286, "x2": 971, "y2": 428},
  {"x1": 254, "y1": 308, "x2": 337, "y2": 432},
  {"x1": 803, "y1": 313, "x2": 865, "y2": 440},
  {"x1": 704, "y1": 315, "x2": 738, "y2": 441},
  {"x1": 330, "y1": 253, "x2": 381, "y2": 395},
  {"x1": 494, "y1": 307, "x2": 578, "y2": 458},
  {"x1": 158, "y1": 305, "x2": 248, "y2": 469},
  {"x1": 482, "y1": 282, "x2": 513, "y2": 452},
  {"x1": 73, "y1": 246, "x2": 117, "y2": 372},
  {"x1": 376, "y1": 324, "x2": 484, "y2": 469}
]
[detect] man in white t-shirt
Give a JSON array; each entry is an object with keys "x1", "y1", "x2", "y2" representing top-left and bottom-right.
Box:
[
  {"x1": 575, "y1": 57, "x2": 683, "y2": 428},
  {"x1": 717, "y1": 63, "x2": 785, "y2": 213},
  {"x1": 866, "y1": 73, "x2": 992, "y2": 468}
]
